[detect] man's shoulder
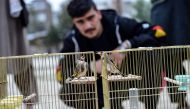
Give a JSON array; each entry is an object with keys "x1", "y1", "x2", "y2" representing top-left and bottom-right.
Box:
[
  {"x1": 101, "y1": 9, "x2": 118, "y2": 19},
  {"x1": 100, "y1": 9, "x2": 118, "y2": 26},
  {"x1": 101, "y1": 9, "x2": 133, "y2": 24},
  {"x1": 101, "y1": 9, "x2": 117, "y2": 15},
  {"x1": 64, "y1": 30, "x2": 75, "y2": 39}
]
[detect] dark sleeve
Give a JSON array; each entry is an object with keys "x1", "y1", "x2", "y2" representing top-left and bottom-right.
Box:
[
  {"x1": 60, "y1": 37, "x2": 75, "y2": 53},
  {"x1": 118, "y1": 16, "x2": 153, "y2": 38},
  {"x1": 117, "y1": 16, "x2": 165, "y2": 48},
  {"x1": 58, "y1": 35, "x2": 76, "y2": 83}
]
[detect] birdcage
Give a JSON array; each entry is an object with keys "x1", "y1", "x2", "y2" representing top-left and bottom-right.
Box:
[
  {"x1": 0, "y1": 51, "x2": 99, "y2": 109},
  {"x1": 0, "y1": 58, "x2": 7, "y2": 100},
  {"x1": 101, "y1": 46, "x2": 190, "y2": 109},
  {"x1": 1, "y1": 46, "x2": 190, "y2": 109},
  {"x1": 0, "y1": 95, "x2": 23, "y2": 109}
]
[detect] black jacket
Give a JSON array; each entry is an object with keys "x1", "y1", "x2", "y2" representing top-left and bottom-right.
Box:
[{"x1": 61, "y1": 9, "x2": 161, "y2": 54}]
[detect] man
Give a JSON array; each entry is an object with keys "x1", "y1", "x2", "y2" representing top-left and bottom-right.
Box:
[
  {"x1": 0, "y1": 0, "x2": 38, "y2": 108},
  {"x1": 59, "y1": 0, "x2": 166, "y2": 108},
  {"x1": 151, "y1": 0, "x2": 190, "y2": 108}
]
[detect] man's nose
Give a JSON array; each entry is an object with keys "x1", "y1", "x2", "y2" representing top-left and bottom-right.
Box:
[{"x1": 84, "y1": 21, "x2": 93, "y2": 29}]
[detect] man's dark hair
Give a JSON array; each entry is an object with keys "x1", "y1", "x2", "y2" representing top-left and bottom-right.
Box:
[{"x1": 67, "y1": 0, "x2": 97, "y2": 18}]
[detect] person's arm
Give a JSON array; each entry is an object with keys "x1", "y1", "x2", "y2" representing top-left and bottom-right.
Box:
[
  {"x1": 108, "y1": 17, "x2": 166, "y2": 70},
  {"x1": 117, "y1": 16, "x2": 166, "y2": 49}
]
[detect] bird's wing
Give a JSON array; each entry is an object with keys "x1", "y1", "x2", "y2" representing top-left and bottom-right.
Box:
[{"x1": 106, "y1": 55, "x2": 121, "y2": 74}]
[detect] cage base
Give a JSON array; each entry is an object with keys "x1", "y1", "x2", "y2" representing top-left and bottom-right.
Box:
[
  {"x1": 107, "y1": 74, "x2": 142, "y2": 81},
  {"x1": 65, "y1": 76, "x2": 96, "y2": 84}
]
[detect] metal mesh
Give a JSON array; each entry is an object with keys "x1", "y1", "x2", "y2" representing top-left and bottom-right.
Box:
[
  {"x1": 0, "y1": 52, "x2": 98, "y2": 109},
  {"x1": 1, "y1": 46, "x2": 190, "y2": 109},
  {"x1": 102, "y1": 46, "x2": 190, "y2": 109},
  {"x1": 0, "y1": 58, "x2": 7, "y2": 100}
]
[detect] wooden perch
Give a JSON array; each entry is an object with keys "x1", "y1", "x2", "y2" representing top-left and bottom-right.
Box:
[
  {"x1": 65, "y1": 77, "x2": 96, "y2": 84},
  {"x1": 107, "y1": 74, "x2": 142, "y2": 81}
]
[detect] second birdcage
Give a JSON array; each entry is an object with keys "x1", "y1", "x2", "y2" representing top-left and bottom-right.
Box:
[{"x1": 101, "y1": 46, "x2": 190, "y2": 109}]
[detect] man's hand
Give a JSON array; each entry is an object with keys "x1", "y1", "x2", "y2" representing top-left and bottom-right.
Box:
[
  {"x1": 110, "y1": 52, "x2": 125, "y2": 67},
  {"x1": 95, "y1": 59, "x2": 102, "y2": 74},
  {"x1": 94, "y1": 50, "x2": 125, "y2": 74},
  {"x1": 94, "y1": 52, "x2": 124, "y2": 74}
]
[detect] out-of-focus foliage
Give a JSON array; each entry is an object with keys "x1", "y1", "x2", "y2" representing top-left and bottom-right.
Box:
[
  {"x1": 44, "y1": 1, "x2": 72, "y2": 52},
  {"x1": 45, "y1": 26, "x2": 60, "y2": 46},
  {"x1": 133, "y1": 0, "x2": 152, "y2": 22},
  {"x1": 46, "y1": 1, "x2": 72, "y2": 41},
  {"x1": 27, "y1": 3, "x2": 50, "y2": 34},
  {"x1": 58, "y1": 2, "x2": 72, "y2": 39},
  {"x1": 27, "y1": 9, "x2": 41, "y2": 33}
]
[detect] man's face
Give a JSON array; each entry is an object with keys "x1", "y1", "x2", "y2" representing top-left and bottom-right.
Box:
[{"x1": 73, "y1": 8, "x2": 103, "y2": 39}]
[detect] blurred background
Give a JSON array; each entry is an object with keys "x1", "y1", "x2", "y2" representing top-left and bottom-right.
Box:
[{"x1": 24, "y1": 0, "x2": 151, "y2": 53}]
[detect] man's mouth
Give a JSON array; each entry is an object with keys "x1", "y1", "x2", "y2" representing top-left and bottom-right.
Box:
[{"x1": 85, "y1": 28, "x2": 95, "y2": 33}]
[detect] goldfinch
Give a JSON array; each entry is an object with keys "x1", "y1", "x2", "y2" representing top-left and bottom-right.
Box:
[
  {"x1": 55, "y1": 58, "x2": 65, "y2": 84},
  {"x1": 69, "y1": 56, "x2": 88, "y2": 80},
  {"x1": 97, "y1": 52, "x2": 124, "y2": 76}
]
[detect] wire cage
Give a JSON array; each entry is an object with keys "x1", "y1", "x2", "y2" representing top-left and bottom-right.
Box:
[
  {"x1": 0, "y1": 51, "x2": 99, "y2": 109},
  {"x1": 0, "y1": 58, "x2": 7, "y2": 100},
  {"x1": 1, "y1": 46, "x2": 190, "y2": 109},
  {"x1": 0, "y1": 95, "x2": 23, "y2": 109},
  {"x1": 101, "y1": 46, "x2": 190, "y2": 109}
]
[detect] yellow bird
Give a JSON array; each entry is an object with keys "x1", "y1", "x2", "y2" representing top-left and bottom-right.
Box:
[
  {"x1": 69, "y1": 56, "x2": 88, "y2": 80},
  {"x1": 55, "y1": 58, "x2": 66, "y2": 84},
  {"x1": 97, "y1": 52, "x2": 124, "y2": 76}
]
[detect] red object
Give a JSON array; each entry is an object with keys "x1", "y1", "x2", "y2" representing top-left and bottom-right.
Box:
[
  {"x1": 56, "y1": 66, "x2": 61, "y2": 73},
  {"x1": 152, "y1": 25, "x2": 163, "y2": 30},
  {"x1": 161, "y1": 70, "x2": 167, "y2": 91}
]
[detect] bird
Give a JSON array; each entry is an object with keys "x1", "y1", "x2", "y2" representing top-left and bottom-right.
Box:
[
  {"x1": 69, "y1": 56, "x2": 88, "y2": 80},
  {"x1": 55, "y1": 58, "x2": 66, "y2": 84},
  {"x1": 97, "y1": 52, "x2": 124, "y2": 76}
]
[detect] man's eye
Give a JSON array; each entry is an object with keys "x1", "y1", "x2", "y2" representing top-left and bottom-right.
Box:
[
  {"x1": 77, "y1": 20, "x2": 84, "y2": 24},
  {"x1": 87, "y1": 15, "x2": 94, "y2": 21}
]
